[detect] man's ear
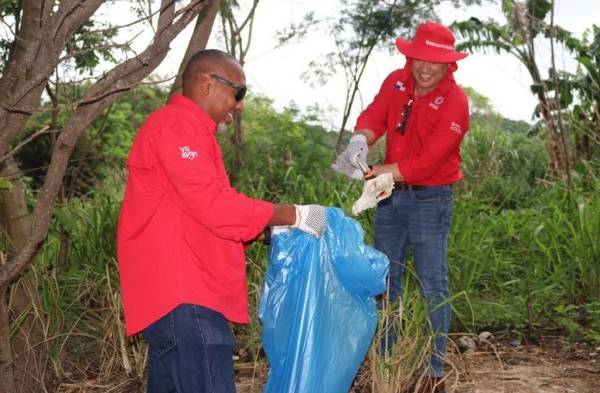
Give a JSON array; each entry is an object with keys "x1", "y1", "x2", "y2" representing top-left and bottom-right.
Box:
[{"x1": 196, "y1": 73, "x2": 212, "y2": 97}]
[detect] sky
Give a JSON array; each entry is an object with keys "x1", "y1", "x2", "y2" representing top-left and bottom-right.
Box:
[{"x1": 120, "y1": 0, "x2": 600, "y2": 130}]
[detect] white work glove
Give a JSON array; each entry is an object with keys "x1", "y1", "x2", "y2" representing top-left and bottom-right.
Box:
[
  {"x1": 292, "y1": 205, "x2": 327, "y2": 237},
  {"x1": 331, "y1": 134, "x2": 368, "y2": 180}
]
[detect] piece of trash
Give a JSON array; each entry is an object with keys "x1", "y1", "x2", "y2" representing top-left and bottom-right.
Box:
[
  {"x1": 478, "y1": 331, "x2": 493, "y2": 341},
  {"x1": 457, "y1": 336, "x2": 477, "y2": 352},
  {"x1": 352, "y1": 173, "x2": 394, "y2": 215}
]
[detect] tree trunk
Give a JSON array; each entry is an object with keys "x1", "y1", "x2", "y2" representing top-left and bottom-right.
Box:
[
  {"x1": 0, "y1": 285, "x2": 17, "y2": 393},
  {"x1": 229, "y1": 112, "x2": 244, "y2": 182},
  {"x1": 0, "y1": 157, "x2": 46, "y2": 393},
  {"x1": 170, "y1": 0, "x2": 222, "y2": 97},
  {"x1": 526, "y1": 59, "x2": 569, "y2": 180}
]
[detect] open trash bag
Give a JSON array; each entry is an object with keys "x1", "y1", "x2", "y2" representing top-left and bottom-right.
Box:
[{"x1": 259, "y1": 207, "x2": 389, "y2": 393}]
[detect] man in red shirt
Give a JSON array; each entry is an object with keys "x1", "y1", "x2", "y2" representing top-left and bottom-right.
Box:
[
  {"x1": 117, "y1": 49, "x2": 326, "y2": 393},
  {"x1": 333, "y1": 22, "x2": 469, "y2": 393}
]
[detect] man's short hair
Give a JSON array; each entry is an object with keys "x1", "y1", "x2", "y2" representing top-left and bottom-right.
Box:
[{"x1": 182, "y1": 49, "x2": 237, "y2": 91}]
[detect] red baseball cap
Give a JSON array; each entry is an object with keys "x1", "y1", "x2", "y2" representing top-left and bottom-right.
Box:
[{"x1": 395, "y1": 21, "x2": 468, "y2": 63}]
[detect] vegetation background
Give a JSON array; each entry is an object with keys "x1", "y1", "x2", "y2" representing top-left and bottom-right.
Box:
[{"x1": 0, "y1": 0, "x2": 598, "y2": 392}]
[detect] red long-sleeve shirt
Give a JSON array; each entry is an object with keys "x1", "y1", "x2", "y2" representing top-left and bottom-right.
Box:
[
  {"x1": 355, "y1": 62, "x2": 469, "y2": 185},
  {"x1": 117, "y1": 95, "x2": 274, "y2": 336}
]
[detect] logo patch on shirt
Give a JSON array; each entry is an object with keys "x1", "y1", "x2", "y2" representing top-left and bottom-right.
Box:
[
  {"x1": 429, "y1": 96, "x2": 445, "y2": 110},
  {"x1": 450, "y1": 122, "x2": 462, "y2": 135},
  {"x1": 395, "y1": 81, "x2": 406, "y2": 91},
  {"x1": 180, "y1": 146, "x2": 198, "y2": 160}
]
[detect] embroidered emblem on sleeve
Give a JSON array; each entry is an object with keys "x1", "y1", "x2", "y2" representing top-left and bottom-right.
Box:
[
  {"x1": 395, "y1": 81, "x2": 406, "y2": 91},
  {"x1": 450, "y1": 122, "x2": 462, "y2": 135},
  {"x1": 179, "y1": 146, "x2": 198, "y2": 160}
]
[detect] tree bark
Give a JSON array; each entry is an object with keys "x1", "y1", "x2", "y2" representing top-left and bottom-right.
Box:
[
  {"x1": 0, "y1": 285, "x2": 16, "y2": 393},
  {"x1": 0, "y1": 157, "x2": 47, "y2": 393}
]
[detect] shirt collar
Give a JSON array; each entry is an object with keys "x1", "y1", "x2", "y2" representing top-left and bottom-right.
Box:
[{"x1": 168, "y1": 94, "x2": 217, "y2": 132}]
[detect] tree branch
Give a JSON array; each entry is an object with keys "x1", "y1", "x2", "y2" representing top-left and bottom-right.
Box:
[{"x1": 0, "y1": 127, "x2": 50, "y2": 165}]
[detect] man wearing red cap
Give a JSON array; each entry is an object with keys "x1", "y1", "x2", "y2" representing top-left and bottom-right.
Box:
[{"x1": 333, "y1": 22, "x2": 469, "y2": 392}]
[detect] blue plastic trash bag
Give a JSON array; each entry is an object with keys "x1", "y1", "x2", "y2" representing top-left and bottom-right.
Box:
[{"x1": 259, "y1": 207, "x2": 389, "y2": 393}]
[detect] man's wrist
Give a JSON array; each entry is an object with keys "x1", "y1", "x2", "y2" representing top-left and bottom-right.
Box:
[
  {"x1": 350, "y1": 133, "x2": 368, "y2": 144},
  {"x1": 263, "y1": 226, "x2": 272, "y2": 246},
  {"x1": 372, "y1": 163, "x2": 403, "y2": 182}
]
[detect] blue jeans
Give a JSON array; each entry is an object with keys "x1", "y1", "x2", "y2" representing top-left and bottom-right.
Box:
[
  {"x1": 374, "y1": 185, "x2": 453, "y2": 378},
  {"x1": 143, "y1": 304, "x2": 236, "y2": 393}
]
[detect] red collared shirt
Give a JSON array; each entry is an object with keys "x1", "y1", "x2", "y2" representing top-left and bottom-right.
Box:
[
  {"x1": 117, "y1": 95, "x2": 274, "y2": 336},
  {"x1": 355, "y1": 63, "x2": 469, "y2": 185}
]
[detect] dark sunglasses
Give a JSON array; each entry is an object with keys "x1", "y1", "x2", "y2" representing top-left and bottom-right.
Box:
[
  {"x1": 396, "y1": 97, "x2": 414, "y2": 135},
  {"x1": 209, "y1": 73, "x2": 247, "y2": 102}
]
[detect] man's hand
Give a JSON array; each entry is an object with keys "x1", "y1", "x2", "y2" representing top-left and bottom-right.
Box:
[
  {"x1": 292, "y1": 205, "x2": 327, "y2": 237},
  {"x1": 331, "y1": 134, "x2": 369, "y2": 180}
]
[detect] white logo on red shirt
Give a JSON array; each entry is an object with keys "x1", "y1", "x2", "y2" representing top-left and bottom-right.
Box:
[
  {"x1": 395, "y1": 81, "x2": 406, "y2": 91},
  {"x1": 429, "y1": 96, "x2": 445, "y2": 110},
  {"x1": 180, "y1": 146, "x2": 198, "y2": 160},
  {"x1": 450, "y1": 122, "x2": 462, "y2": 134}
]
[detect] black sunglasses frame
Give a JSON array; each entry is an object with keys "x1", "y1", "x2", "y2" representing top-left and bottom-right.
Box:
[
  {"x1": 396, "y1": 97, "x2": 415, "y2": 135},
  {"x1": 210, "y1": 73, "x2": 247, "y2": 102}
]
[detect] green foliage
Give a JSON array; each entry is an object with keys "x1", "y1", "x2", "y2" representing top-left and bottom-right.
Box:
[
  {"x1": 450, "y1": 127, "x2": 600, "y2": 337},
  {"x1": 460, "y1": 123, "x2": 547, "y2": 209},
  {"x1": 16, "y1": 83, "x2": 168, "y2": 194},
  {"x1": 219, "y1": 96, "x2": 338, "y2": 199},
  {"x1": 0, "y1": 177, "x2": 11, "y2": 190},
  {"x1": 0, "y1": 0, "x2": 20, "y2": 67},
  {"x1": 64, "y1": 20, "x2": 120, "y2": 74}
]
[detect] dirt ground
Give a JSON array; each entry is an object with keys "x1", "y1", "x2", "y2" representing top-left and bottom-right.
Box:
[
  {"x1": 448, "y1": 336, "x2": 600, "y2": 393},
  {"x1": 235, "y1": 336, "x2": 600, "y2": 393}
]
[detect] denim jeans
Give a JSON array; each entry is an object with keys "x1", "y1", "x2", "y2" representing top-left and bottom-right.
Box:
[
  {"x1": 374, "y1": 185, "x2": 453, "y2": 378},
  {"x1": 143, "y1": 304, "x2": 236, "y2": 393}
]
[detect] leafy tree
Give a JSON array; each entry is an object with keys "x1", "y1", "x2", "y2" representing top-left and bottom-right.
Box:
[
  {"x1": 564, "y1": 25, "x2": 600, "y2": 162},
  {"x1": 452, "y1": 0, "x2": 599, "y2": 183}
]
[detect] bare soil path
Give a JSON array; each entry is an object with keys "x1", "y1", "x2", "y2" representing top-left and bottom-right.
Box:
[
  {"x1": 235, "y1": 337, "x2": 600, "y2": 393},
  {"x1": 450, "y1": 338, "x2": 600, "y2": 393}
]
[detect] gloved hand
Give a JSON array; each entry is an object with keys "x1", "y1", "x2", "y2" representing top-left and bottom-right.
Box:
[
  {"x1": 292, "y1": 205, "x2": 327, "y2": 237},
  {"x1": 331, "y1": 134, "x2": 368, "y2": 180}
]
